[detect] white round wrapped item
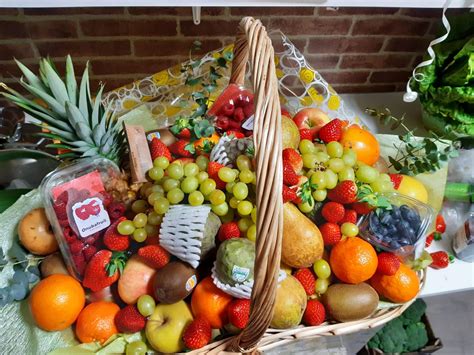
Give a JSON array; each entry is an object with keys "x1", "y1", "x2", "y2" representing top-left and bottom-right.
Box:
[{"x1": 159, "y1": 205, "x2": 221, "y2": 268}]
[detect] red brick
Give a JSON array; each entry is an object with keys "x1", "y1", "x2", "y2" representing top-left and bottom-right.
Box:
[
  {"x1": 369, "y1": 70, "x2": 413, "y2": 83},
  {"x1": 399, "y1": 8, "x2": 442, "y2": 18},
  {"x1": 270, "y1": 17, "x2": 352, "y2": 36},
  {"x1": 27, "y1": 21, "x2": 78, "y2": 39},
  {"x1": 81, "y1": 19, "x2": 176, "y2": 37},
  {"x1": 318, "y1": 7, "x2": 399, "y2": 16},
  {"x1": 24, "y1": 8, "x2": 124, "y2": 16},
  {"x1": 352, "y1": 18, "x2": 431, "y2": 36},
  {"x1": 0, "y1": 43, "x2": 35, "y2": 60},
  {"x1": 318, "y1": 70, "x2": 369, "y2": 84},
  {"x1": 230, "y1": 7, "x2": 312, "y2": 16},
  {"x1": 384, "y1": 37, "x2": 432, "y2": 52},
  {"x1": 181, "y1": 19, "x2": 241, "y2": 37},
  {"x1": 134, "y1": 38, "x2": 221, "y2": 57},
  {"x1": 128, "y1": 7, "x2": 225, "y2": 16},
  {"x1": 334, "y1": 84, "x2": 397, "y2": 93},
  {"x1": 340, "y1": 54, "x2": 413, "y2": 69},
  {"x1": 90, "y1": 58, "x2": 179, "y2": 75},
  {"x1": 305, "y1": 55, "x2": 340, "y2": 69},
  {"x1": 0, "y1": 8, "x2": 20, "y2": 16},
  {"x1": 307, "y1": 37, "x2": 384, "y2": 54},
  {"x1": 0, "y1": 21, "x2": 28, "y2": 39},
  {"x1": 36, "y1": 40, "x2": 131, "y2": 57}
]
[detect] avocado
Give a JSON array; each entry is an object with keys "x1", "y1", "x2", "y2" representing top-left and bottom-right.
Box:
[
  {"x1": 153, "y1": 261, "x2": 197, "y2": 304},
  {"x1": 322, "y1": 283, "x2": 379, "y2": 322}
]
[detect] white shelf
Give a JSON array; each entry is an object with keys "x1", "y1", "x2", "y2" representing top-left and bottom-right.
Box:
[{"x1": 1, "y1": 0, "x2": 473, "y2": 8}]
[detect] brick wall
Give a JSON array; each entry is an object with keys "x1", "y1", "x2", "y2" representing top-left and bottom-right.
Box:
[{"x1": 0, "y1": 7, "x2": 468, "y2": 94}]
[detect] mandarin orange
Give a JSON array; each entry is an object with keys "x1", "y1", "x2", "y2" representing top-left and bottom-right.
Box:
[
  {"x1": 370, "y1": 264, "x2": 420, "y2": 303},
  {"x1": 75, "y1": 301, "x2": 120, "y2": 344},
  {"x1": 340, "y1": 124, "x2": 380, "y2": 166}
]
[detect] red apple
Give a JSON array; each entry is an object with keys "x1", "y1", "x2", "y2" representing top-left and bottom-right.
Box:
[
  {"x1": 118, "y1": 255, "x2": 156, "y2": 304},
  {"x1": 281, "y1": 107, "x2": 292, "y2": 118},
  {"x1": 293, "y1": 108, "x2": 330, "y2": 137}
]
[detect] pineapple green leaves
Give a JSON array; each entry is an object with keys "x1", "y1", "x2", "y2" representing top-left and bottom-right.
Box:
[{"x1": 0, "y1": 56, "x2": 125, "y2": 165}]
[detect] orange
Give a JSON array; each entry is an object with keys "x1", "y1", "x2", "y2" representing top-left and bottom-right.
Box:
[
  {"x1": 29, "y1": 274, "x2": 85, "y2": 331},
  {"x1": 191, "y1": 276, "x2": 233, "y2": 328},
  {"x1": 370, "y1": 264, "x2": 420, "y2": 303},
  {"x1": 75, "y1": 301, "x2": 120, "y2": 344},
  {"x1": 340, "y1": 124, "x2": 380, "y2": 166},
  {"x1": 330, "y1": 237, "x2": 378, "y2": 284}
]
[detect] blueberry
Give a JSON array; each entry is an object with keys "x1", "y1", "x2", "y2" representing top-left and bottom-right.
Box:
[
  {"x1": 399, "y1": 237, "x2": 412, "y2": 246},
  {"x1": 381, "y1": 213, "x2": 392, "y2": 225},
  {"x1": 389, "y1": 240, "x2": 401, "y2": 249},
  {"x1": 391, "y1": 206, "x2": 401, "y2": 220},
  {"x1": 386, "y1": 225, "x2": 398, "y2": 236}
]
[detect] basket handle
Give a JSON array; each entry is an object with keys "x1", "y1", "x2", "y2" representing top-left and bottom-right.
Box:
[{"x1": 227, "y1": 17, "x2": 283, "y2": 352}]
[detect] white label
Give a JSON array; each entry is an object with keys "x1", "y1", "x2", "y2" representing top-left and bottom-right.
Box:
[
  {"x1": 185, "y1": 275, "x2": 197, "y2": 291},
  {"x1": 232, "y1": 265, "x2": 250, "y2": 283},
  {"x1": 241, "y1": 114, "x2": 254, "y2": 130},
  {"x1": 72, "y1": 197, "x2": 111, "y2": 238}
]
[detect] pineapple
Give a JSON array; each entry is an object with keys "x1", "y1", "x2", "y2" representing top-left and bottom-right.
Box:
[{"x1": 0, "y1": 56, "x2": 125, "y2": 164}]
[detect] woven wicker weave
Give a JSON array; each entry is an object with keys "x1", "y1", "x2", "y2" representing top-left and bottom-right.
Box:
[{"x1": 187, "y1": 17, "x2": 426, "y2": 354}]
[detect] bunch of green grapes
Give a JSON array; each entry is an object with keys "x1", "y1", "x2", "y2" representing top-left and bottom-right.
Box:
[{"x1": 312, "y1": 259, "x2": 331, "y2": 295}]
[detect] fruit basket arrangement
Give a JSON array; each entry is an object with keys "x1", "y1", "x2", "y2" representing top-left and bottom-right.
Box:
[{"x1": 0, "y1": 17, "x2": 455, "y2": 354}]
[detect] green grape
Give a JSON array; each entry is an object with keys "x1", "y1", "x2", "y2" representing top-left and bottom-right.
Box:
[
  {"x1": 306, "y1": 169, "x2": 315, "y2": 178},
  {"x1": 167, "y1": 188, "x2": 184, "y2": 204},
  {"x1": 238, "y1": 218, "x2": 252, "y2": 232},
  {"x1": 167, "y1": 163, "x2": 184, "y2": 180},
  {"x1": 302, "y1": 154, "x2": 318, "y2": 169},
  {"x1": 341, "y1": 222, "x2": 359, "y2": 237},
  {"x1": 315, "y1": 152, "x2": 330, "y2": 163},
  {"x1": 211, "y1": 202, "x2": 229, "y2": 216},
  {"x1": 356, "y1": 165, "x2": 379, "y2": 184},
  {"x1": 328, "y1": 158, "x2": 344, "y2": 173},
  {"x1": 310, "y1": 171, "x2": 326, "y2": 190},
  {"x1": 150, "y1": 184, "x2": 164, "y2": 195},
  {"x1": 153, "y1": 156, "x2": 169, "y2": 169},
  {"x1": 154, "y1": 197, "x2": 170, "y2": 214},
  {"x1": 209, "y1": 190, "x2": 226, "y2": 205},
  {"x1": 298, "y1": 200, "x2": 314, "y2": 213},
  {"x1": 133, "y1": 213, "x2": 148, "y2": 228},
  {"x1": 145, "y1": 223, "x2": 159, "y2": 237},
  {"x1": 313, "y1": 259, "x2": 331, "y2": 279},
  {"x1": 251, "y1": 207, "x2": 257, "y2": 223},
  {"x1": 315, "y1": 278, "x2": 329, "y2": 294},
  {"x1": 147, "y1": 211, "x2": 162, "y2": 226},
  {"x1": 239, "y1": 169, "x2": 254, "y2": 184},
  {"x1": 237, "y1": 201, "x2": 253, "y2": 216},
  {"x1": 148, "y1": 191, "x2": 163, "y2": 206},
  {"x1": 131, "y1": 200, "x2": 148, "y2": 214},
  {"x1": 133, "y1": 228, "x2": 147, "y2": 242},
  {"x1": 200, "y1": 178, "x2": 216, "y2": 196},
  {"x1": 218, "y1": 167, "x2": 237, "y2": 183},
  {"x1": 196, "y1": 155, "x2": 209, "y2": 171},
  {"x1": 342, "y1": 152, "x2": 357, "y2": 167},
  {"x1": 229, "y1": 196, "x2": 241, "y2": 209},
  {"x1": 247, "y1": 224, "x2": 257, "y2": 242},
  {"x1": 371, "y1": 179, "x2": 392, "y2": 193},
  {"x1": 326, "y1": 141, "x2": 343, "y2": 158},
  {"x1": 236, "y1": 155, "x2": 252, "y2": 171},
  {"x1": 189, "y1": 191, "x2": 205, "y2": 206},
  {"x1": 163, "y1": 178, "x2": 179, "y2": 192},
  {"x1": 233, "y1": 182, "x2": 249, "y2": 200},
  {"x1": 226, "y1": 181, "x2": 236, "y2": 193},
  {"x1": 184, "y1": 163, "x2": 199, "y2": 177},
  {"x1": 313, "y1": 189, "x2": 327, "y2": 202},
  {"x1": 379, "y1": 173, "x2": 391, "y2": 183},
  {"x1": 324, "y1": 169, "x2": 338, "y2": 189},
  {"x1": 181, "y1": 176, "x2": 199, "y2": 193},
  {"x1": 117, "y1": 220, "x2": 135, "y2": 235},
  {"x1": 197, "y1": 171, "x2": 209, "y2": 183},
  {"x1": 221, "y1": 209, "x2": 235, "y2": 223},
  {"x1": 137, "y1": 295, "x2": 156, "y2": 317},
  {"x1": 148, "y1": 167, "x2": 164, "y2": 181},
  {"x1": 126, "y1": 340, "x2": 147, "y2": 355},
  {"x1": 299, "y1": 139, "x2": 314, "y2": 154},
  {"x1": 140, "y1": 182, "x2": 153, "y2": 197},
  {"x1": 338, "y1": 167, "x2": 355, "y2": 182}
]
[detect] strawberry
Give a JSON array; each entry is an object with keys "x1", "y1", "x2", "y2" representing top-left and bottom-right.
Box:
[
  {"x1": 283, "y1": 185, "x2": 298, "y2": 203},
  {"x1": 299, "y1": 128, "x2": 313, "y2": 141},
  {"x1": 183, "y1": 317, "x2": 212, "y2": 350},
  {"x1": 351, "y1": 202, "x2": 373, "y2": 215},
  {"x1": 430, "y1": 251, "x2": 452, "y2": 269},
  {"x1": 435, "y1": 214, "x2": 446, "y2": 233},
  {"x1": 282, "y1": 148, "x2": 303, "y2": 173},
  {"x1": 377, "y1": 252, "x2": 401, "y2": 276},
  {"x1": 137, "y1": 245, "x2": 170, "y2": 269},
  {"x1": 318, "y1": 119, "x2": 342, "y2": 143},
  {"x1": 169, "y1": 140, "x2": 194, "y2": 158},
  {"x1": 425, "y1": 233, "x2": 434, "y2": 247},
  {"x1": 303, "y1": 299, "x2": 326, "y2": 326},
  {"x1": 177, "y1": 127, "x2": 191, "y2": 139},
  {"x1": 293, "y1": 268, "x2": 316, "y2": 295},
  {"x1": 389, "y1": 173, "x2": 403, "y2": 189},
  {"x1": 115, "y1": 305, "x2": 146, "y2": 333},
  {"x1": 145, "y1": 235, "x2": 160, "y2": 246},
  {"x1": 320, "y1": 222, "x2": 342, "y2": 246},
  {"x1": 83, "y1": 250, "x2": 126, "y2": 292},
  {"x1": 321, "y1": 202, "x2": 345, "y2": 223},
  {"x1": 283, "y1": 160, "x2": 299, "y2": 186},
  {"x1": 340, "y1": 209, "x2": 357, "y2": 225},
  {"x1": 327, "y1": 181, "x2": 357, "y2": 204},
  {"x1": 227, "y1": 299, "x2": 251, "y2": 329},
  {"x1": 218, "y1": 222, "x2": 240, "y2": 241},
  {"x1": 207, "y1": 161, "x2": 226, "y2": 190},
  {"x1": 103, "y1": 217, "x2": 130, "y2": 251},
  {"x1": 225, "y1": 130, "x2": 245, "y2": 139},
  {"x1": 149, "y1": 138, "x2": 172, "y2": 161}
]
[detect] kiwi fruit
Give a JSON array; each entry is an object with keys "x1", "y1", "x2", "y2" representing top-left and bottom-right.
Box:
[
  {"x1": 153, "y1": 261, "x2": 197, "y2": 304},
  {"x1": 322, "y1": 283, "x2": 379, "y2": 322}
]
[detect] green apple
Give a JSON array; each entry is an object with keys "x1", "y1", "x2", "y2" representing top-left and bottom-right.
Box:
[{"x1": 145, "y1": 300, "x2": 193, "y2": 353}]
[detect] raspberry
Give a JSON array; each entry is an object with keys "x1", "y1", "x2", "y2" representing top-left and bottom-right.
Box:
[
  {"x1": 83, "y1": 245, "x2": 98, "y2": 261},
  {"x1": 70, "y1": 240, "x2": 85, "y2": 254},
  {"x1": 108, "y1": 201, "x2": 126, "y2": 220},
  {"x1": 72, "y1": 252, "x2": 86, "y2": 275}
]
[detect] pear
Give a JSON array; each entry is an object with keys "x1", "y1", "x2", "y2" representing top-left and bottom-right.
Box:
[{"x1": 271, "y1": 275, "x2": 307, "y2": 329}]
